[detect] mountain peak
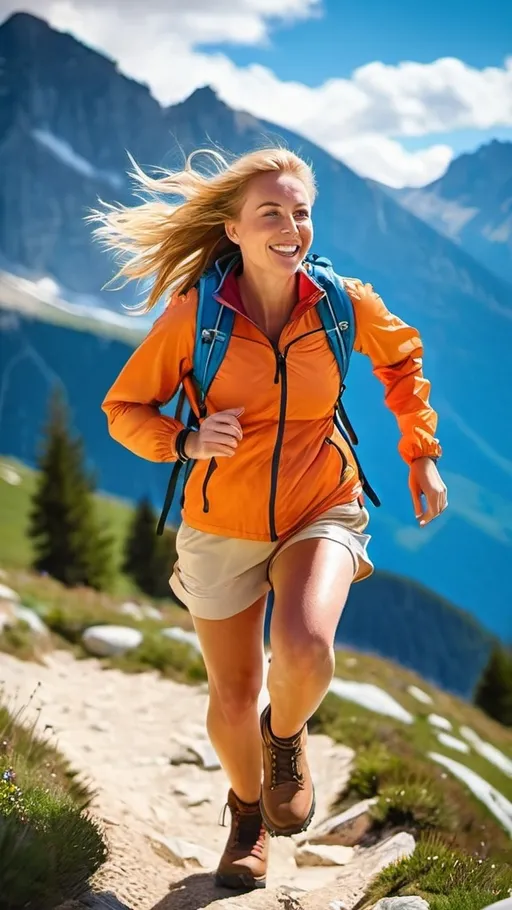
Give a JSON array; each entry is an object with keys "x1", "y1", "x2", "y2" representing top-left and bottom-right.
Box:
[
  {"x1": 0, "y1": 11, "x2": 50, "y2": 34},
  {"x1": 179, "y1": 85, "x2": 222, "y2": 110}
]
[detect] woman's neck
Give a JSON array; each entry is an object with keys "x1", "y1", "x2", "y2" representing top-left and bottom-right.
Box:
[{"x1": 237, "y1": 263, "x2": 299, "y2": 340}]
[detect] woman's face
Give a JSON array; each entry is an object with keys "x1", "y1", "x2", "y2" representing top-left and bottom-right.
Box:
[{"x1": 225, "y1": 170, "x2": 313, "y2": 276}]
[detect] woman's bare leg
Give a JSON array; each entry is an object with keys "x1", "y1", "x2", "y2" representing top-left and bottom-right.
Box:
[{"x1": 191, "y1": 595, "x2": 267, "y2": 804}]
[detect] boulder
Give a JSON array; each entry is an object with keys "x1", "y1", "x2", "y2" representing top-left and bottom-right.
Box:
[
  {"x1": 299, "y1": 798, "x2": 377, "y2": 847},
  {"x1": 82, "y1": 625, "x2": 143, "y2": 657},
  {"x1": 295, "y1": 844, "x2": 355, "y2": 867}
]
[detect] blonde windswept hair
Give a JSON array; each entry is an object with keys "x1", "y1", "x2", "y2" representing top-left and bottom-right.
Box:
[{"x1": 88, "y1": 146, "x2": 317, "y2": 313}]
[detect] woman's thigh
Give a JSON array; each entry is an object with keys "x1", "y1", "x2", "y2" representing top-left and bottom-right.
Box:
[{"x1": 269, "y1": 538, "x2": 355, "y2": 654}]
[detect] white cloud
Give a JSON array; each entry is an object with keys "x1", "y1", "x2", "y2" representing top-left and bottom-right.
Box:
[{"x1": 1, "y1": 2, "x2": 511, "y2": 186}]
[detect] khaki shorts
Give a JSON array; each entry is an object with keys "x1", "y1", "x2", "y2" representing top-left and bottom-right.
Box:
[{"x1": 169, "y1": 500, "x2": 373, "y2": 621}]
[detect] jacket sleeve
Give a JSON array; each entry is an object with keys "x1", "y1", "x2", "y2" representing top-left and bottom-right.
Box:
[
  {"x1": 347, "y1": 279, "x2": 442, "y2": 465},
  {"x1": 101, "y1": 291, "x2": 196, "y2": 462}
]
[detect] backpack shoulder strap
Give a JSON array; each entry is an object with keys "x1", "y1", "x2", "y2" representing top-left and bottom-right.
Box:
[
  {"x1": 306, "y1": 255, "x2": 355, "y2": 385},
  {"x1": 156, "y1": 264, "x2": 237, "y2": 536},
  {"x1": 305, "y1": 254, "x2": 381, "y2": 508},
  {"x1": 193, "y1": 267, "x2": 236, "y2": 416}
]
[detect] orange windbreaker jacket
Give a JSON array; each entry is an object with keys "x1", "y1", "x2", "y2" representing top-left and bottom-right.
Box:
[{"x1": 102, "y1": 268, "x2": 441, "y2": 542}]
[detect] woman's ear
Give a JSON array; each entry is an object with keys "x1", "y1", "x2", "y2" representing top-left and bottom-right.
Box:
[{"x1": 225, "y1": 221, "x2": 239, "y2": 245}]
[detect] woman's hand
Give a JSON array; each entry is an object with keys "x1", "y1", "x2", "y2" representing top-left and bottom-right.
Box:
[
  {"x1": 184, "y1": 407, "x2": 244, "y2": 460},
  {"x1": 409, "y1": 457, "x2": 448, "y2": 526}
]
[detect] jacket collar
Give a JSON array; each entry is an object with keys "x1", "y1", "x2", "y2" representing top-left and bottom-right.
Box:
[{"x1": 213, "y1": 255, "x2": 324, "y2": 320}]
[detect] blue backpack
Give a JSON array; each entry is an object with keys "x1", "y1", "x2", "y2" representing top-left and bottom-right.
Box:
[{"x1": 156, "y1": 251, "x2": 380, "y2": 535}]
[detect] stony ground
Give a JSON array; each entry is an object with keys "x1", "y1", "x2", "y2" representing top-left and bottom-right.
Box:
[{"x1": 0, "y1": 650, "x2": 415, "y2": 910}]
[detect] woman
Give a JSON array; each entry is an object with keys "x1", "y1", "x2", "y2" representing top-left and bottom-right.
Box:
[{"x1": 94, "y1": 147, "x2": 447, "y2": 892}]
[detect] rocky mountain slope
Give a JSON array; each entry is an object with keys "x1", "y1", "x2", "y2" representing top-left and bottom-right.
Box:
[{"x1": 389, "y1": 140, "x2": 512, "y2": 286}]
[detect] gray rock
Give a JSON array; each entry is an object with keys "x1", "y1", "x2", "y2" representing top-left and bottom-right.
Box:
[
  {"x1": 168, "y1": 744, "x2": 200, "y2": 766},
  {"x1": 0, "y1": 602, "x2": 50, "y2": 638},
  {"x1": 295, "y1": 844, "x2": 355, "y2": 867},
  {"x1": 119, "y1": 601, "x2": 144, "y2": 621},
  {"x1": 301, "y1": 798, "x2": 377, "y2": 847},
  {"x1": 14, "y1": 605, "x2": 50, "y2": 637},
  {"x1": 150, "y1": 834, "x2": 218, "y2": 869},
  {"x1": 82, "y1": 625, "x2": 143, "y2": 657},
  {"x1": 162, "y1": 626, "x2": 201, "y2": 651},
  {"x1": 140, "y1": 604, "x2": 162, "y2": 621},
  {"x1": 172, "y1": 735, "x2": 221, "y2": 770},
  {"x1": 373, "y1": 899, "x2": 430, "y2": 910},
  {"x1": 365, "y1": 832, "x2": 417, "y2": 878}
]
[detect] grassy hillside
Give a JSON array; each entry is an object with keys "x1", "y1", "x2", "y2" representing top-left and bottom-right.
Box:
[{"x1": 0, "y1": 456, "x2": 165, "y2": 601}]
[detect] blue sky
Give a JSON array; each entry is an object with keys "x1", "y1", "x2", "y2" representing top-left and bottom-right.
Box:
[
  {"x1": 2, "y1": 0, "x2": 510, "y2": 187},
  {"x1": 200, "y1": 0, "x2": 512, "y2": 160}
]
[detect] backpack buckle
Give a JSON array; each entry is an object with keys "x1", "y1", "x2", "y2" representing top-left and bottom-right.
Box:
[{"x1": 201, "y1": 328, "x2": 226, "y2": 344}]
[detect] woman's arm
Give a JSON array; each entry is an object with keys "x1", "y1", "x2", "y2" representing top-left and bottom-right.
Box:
[
  {"x1": 349, "y1": 279, "x2": 447, "y2": 524},
  {"x1": 101, "y1": 291, "x2": 196, "y2": 462}
]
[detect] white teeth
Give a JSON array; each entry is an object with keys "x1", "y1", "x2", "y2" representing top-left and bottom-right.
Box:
[{"x1": 270, "y1": 245, "x2": 299, "y2": 253}]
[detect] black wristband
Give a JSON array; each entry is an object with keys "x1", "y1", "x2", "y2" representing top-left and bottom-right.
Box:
[{"x1": 175, "y1": 428, "x2": 191, "y2": 463}]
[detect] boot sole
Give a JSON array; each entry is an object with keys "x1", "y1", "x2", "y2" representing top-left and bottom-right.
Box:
[
  {"x1": 259, "y1": 788, "x2": 316, "y2": 838},
  {"x1": 215, "y1": 871, "x2": 267, "y2": 890}
]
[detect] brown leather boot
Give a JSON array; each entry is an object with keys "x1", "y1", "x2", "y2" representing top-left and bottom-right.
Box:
[
  {"x1": 215, "y1": 789, "x2": 268, "y2": 890},
  {"x1": 259, "y1": 704, "x2": 315, "y2": 837}
]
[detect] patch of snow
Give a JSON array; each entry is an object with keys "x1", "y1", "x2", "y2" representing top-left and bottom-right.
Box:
[
  {"x1": 32, "y1": 128, "x2": 123, "y2": 189},
  {"x1": 437, "y1": 732, "x2": 470, "y2": 754},
  {"x1": 0, "y1": 584, "x2": 21, "y2": 603},
  {"x1": 328, "y1": 678, "x2": 413, "y2": 724},
  {"x1": 429, "y1": 752, "x2": 512, "y2": 836},
  {"x1": 460, "y1": 726, "x2": 512, "y2": 777},
  {"x1": 0, "y1": 463, "x2": 21, "y2": 485},
  {"x1": 427, "y1": 713, "x2": 452, "y2": 731},
  {"x1": 407, "y1": 685, "x2": 433, "y2": 705}
]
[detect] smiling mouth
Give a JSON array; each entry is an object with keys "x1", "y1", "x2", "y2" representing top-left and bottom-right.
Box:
[{"x1": 269, "y1": 244, "x2": 301, "y2": 257}]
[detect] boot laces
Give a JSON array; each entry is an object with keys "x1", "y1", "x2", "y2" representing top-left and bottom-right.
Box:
[
  {"x1": 219, "y1": 801, "x2": 266, "y2": 856},
  {"x1": 270, "y1": 740, "x2": 304, "y2": 790}
]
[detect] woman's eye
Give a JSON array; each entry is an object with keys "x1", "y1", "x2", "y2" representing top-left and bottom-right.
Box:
[
  {"x1": 295, "y1": 210, "x2": 310, "y2": 219},
  {"x1": 264, "y1": 211, "x2": 279, "y2": 217}
]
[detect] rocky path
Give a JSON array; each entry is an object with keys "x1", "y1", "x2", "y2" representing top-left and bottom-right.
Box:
[{"x1": 0, "y1": 650, "x2": 413, "y2": 910}]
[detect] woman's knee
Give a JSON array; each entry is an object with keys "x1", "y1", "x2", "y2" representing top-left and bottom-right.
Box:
[
  {"x1": 270, "y1": 628, "x2": 335, "y2": 680},
  {"x1": 209, "y1": 671, "x2": 263, "y2": 724}
]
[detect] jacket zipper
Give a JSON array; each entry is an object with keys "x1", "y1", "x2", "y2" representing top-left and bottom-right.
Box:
[
  {"x1": 324, "y1": 436, "x2": 347, "y2": 484},
  {"x1": 202, "y1": 458, "x2": 218, "y2": 513},
  {"x1": 268, "y1": 328, "x2": 323, "y2": 541}
]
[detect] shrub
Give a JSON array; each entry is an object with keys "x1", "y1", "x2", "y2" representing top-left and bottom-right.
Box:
[
  {"x1": 371, "y1": 776, "x2": 455, "y2": 833},
  {"x1": 345, "y1": 745, "x2": 407, "y2": 800},
  {"x1": 0, "y1": 703, "x2": 108, "y2": 909}
]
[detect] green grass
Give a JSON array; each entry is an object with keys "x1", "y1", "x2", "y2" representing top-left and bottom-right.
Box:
[
  {"x1": 312, "y1": 689, "x2": 512, "y2": 860},
  {"x1": 360, "y1": 836, "x2": 512, "y2": 910},
  {"x1": 0, "y1": 695, "x2": 108, "y2": 909}
]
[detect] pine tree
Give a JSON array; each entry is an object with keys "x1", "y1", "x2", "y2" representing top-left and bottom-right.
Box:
[
  {"x1": 474, "y1": 644, "x2": 512, "y2": 727},
  {"x1": 122, "y1": 497, "x2": 176, "y2": 598},
  {"x1": 27, "y1": 387, "x2": 113, "y2": 590}
]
